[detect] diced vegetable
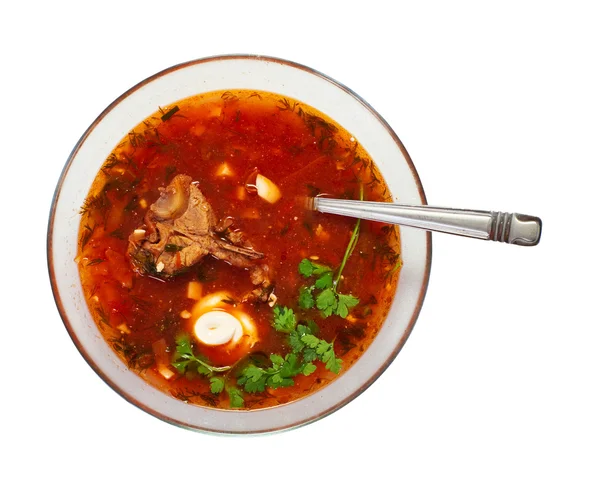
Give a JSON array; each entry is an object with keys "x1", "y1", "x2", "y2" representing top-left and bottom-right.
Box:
[
  {"x1": 215, "y1": 162, "x2": 234, "y2": 177},
  {"x1": 187, "y1": 281, "x2": 203, "y2": 300},
  {"x1": 152, "y1": 338, "x2": 174, "y2": 380},
  {"x1": 158, "y1": 365, "x2": 175, "y2": 380},
  {"x1": 315, "y1": 224, "x2": 330, "y2": 241},
  {"x1": 131, "y1": 229, "x2": 146, "y2": 241},
  {"x1": 256, "y1": 174, "x2": 281, "y2": 204},
  {"x1": 208, "y1": 106, "x2": 222, "y2": 118}
]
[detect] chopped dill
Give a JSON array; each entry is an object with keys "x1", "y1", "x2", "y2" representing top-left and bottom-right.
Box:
[
  {"x1": 86, "y1": 258, "x2": 105, "y2": 267},
  {"x1": 109, "y1": 229, "x2": 124, "y2": 240},
  {"x1": 164, "y1": 243, "x2": 184, "y2": 253},
  {"x1": 160, "y1": 105, "x2": 180, "y2": 121},
  {"x1": 80, "y1": 224, "x2": 95, "y2": 251},
  {"x1": 221, "y1": 91, "x2": 238, "y2": 101},
  {"x1": 277, "y1": 98, "x2": 297, "y2": 112}
]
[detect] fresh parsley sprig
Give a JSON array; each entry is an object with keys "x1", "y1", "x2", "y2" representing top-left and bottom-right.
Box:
[
  {"x1": 237, "y1": 352, "x2": 317, "y2": 393},
  {"x1": 171, "y1": 335, "x2": 232, "y2": 375},
  {"x1": 272, "y1": 305, "x2": 297, "y2": 333},
  {"x1": 297, "y1": 185, "x2": 362, "y2": 318},
  {"x1": 237, "y1": 307, "x2": 342, "y2": 393},
  {"x1": 172, "y1": 335, "x2": 244, "y2": 408},
  {"x1": 289, "y1": 324, "x2": 342, "y2": 374},
  {"x1": 298, "y1": 259, "x2": 359, "y2": 318}
]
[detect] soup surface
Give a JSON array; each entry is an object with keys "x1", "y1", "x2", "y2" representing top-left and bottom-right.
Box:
[{"x1": 77, "y1": 90, "x2": 401, "y2": 409}]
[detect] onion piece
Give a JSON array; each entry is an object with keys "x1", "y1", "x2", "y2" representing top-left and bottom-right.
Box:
[
  {"x1": 256, "y1": 174, "x2": 281, "y2": 204},
  {"x1": 187, "y1": 281, "x2": 203, "y2": 300},
  {"x1": 216, "y1": 162, "x2": 234, "y2": 177},
  {"x1": 152, "y1": 338, "x2": 174, "y2": 380}
]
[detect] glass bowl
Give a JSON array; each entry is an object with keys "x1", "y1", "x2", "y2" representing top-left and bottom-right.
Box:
[{"x1": 47, "y1": 54, "x2": 431, "y2": 434}]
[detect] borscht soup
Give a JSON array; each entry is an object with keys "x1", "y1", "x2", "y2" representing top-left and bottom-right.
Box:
[{"x1": 77, "y1": 89, "x2": 401, "y2": 410}]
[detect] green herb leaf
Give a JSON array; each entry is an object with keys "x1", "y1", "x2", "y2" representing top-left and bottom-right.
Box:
[
  {"x1": 270, "y1": 354, "x2": 285, "y2": 366},
  {"x1": 301, "y1": 334, "x2": 320, "y2": 348},
  {"x1": 298, "y1": 258, "x2": 331, "y2": 277},
  {"x1": 273, "y1": 306, "x2": 297, "y2": 333},
  {"x1": 209, "y1": 377, "x2": 225, "y2": 394},
  {"x1": 316, "y1": 289, "x2": 337, "y2": 317},
  {"x1": 197, "y1": 364, "x2": 211, "y2": 376},
  {"x1": 289, "y1": 330, "x2": 304, "y2": 353},
  {"x1": 314, "y1": 271, "x2": 333, "y2": 290},
  {"x1": 172, "y1": 335, "x2": 232, "y2": 374},
  {"x1": 327, "y1": 357, "x2": 343, "y2": 374},
  {"x1": 280, "y1": 353, "x2": 303, "y2": 377},
  {"x1": 336, "y1": 293, "x2": 360, "y2": 318},
  {"x1": 227, "y1": 387, "x2": 245, "y2": 408},
  {"x1": 298, "y1": 258, "x2": 315, "y2": 277},
  {"x1": 316, "y1": 340, "x2": 331, "y2": 356},
  {"x1": 161, "y1": 105, "x2": 180, "y2": 121},
  {"x1": 303, "y1": 347, "x2": 318, "y2": 363},
  {"x1": 302, "y1": 362, "x2": 317, "y2": 376},
  {"x1": 298, "y1": 286, "x2": 315, "y2": 309}
]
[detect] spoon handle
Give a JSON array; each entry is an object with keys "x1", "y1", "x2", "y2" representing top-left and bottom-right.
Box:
[{"x1": 312, "y1": 198, "x2": 542, "y2": 246}]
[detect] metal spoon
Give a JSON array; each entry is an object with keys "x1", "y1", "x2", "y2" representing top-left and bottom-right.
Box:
[{"x1": 308, "y1": 197, "x2": 542, "y2": 246}]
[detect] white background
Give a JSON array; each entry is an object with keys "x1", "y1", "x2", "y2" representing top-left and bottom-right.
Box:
[{"x1": 2, "y1": 1, "x2": 599, "y2": 476}]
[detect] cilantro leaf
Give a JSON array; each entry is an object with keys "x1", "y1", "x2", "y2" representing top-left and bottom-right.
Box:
[
  {"x1": 316, "y1": 340, "x2": 331, "y2": 356},
  {"x1": 273, "y1": 306, "x2": 297, "y2": 333},
  {"x1": 312, "y1": 263, "x2": 332, "y2": 276},
  {"x1": 316, "y1": 289, "x2": 337, "y2": 317},
  {"x1": 171, "y1": 335, "x2": 232, "y2": 374},
  {"x1": 320, "y1": 344, "x2": 342, "y2": 374},
  {"x1": 237, "y1": 364, "x2": 267, "y2": 393},
  {"x1": 289, "y1": 330, "x2": 304, "y2": 353},
  {"x1": 301, "y1": 334, "x2": 320, "y2": 348},
  {"x1": 303, "y1": 347, "x2": 318, "y2": 363},
  {"x1": 298, "y1": 258, "x2": 315, "y2": 277},
  {"x1": 270, "y1": 354, "x2": 284, "y2": 366},
  {"x1": 298, "y1": 286, "x2": 315, "y2": 309},
  {"x1": 209, "y1": 377, "x2": 225, "y2": 394},
  {"x1": 314, "y1": 271, "x2": 333, "y2": 290},
  {"x1": 299, "y1": 258, "x2": 331, "y2": 277},
  {"x1": 280, "y1": 353, "x2": 303, "y2": 377},
  {"x1": 302, "y1": 362, "x2": 317, "y2": 376},
  {"x1": 336, "y1": 293, "x2": 360, "y2": 318},
  {"x1": 227, "y1": 387, "x2": 245, "y2": 408},
  {"x1": 197, "y1": 363, "x2": 211, "y2": 376},
  {"x1": 267, "y1": 376, "x2": 295, "y2": 389},
  {"x1": 327, "y1": 357, "x2": 343, "y2": 374},
  {"x1": 296, "y1": 324, "x2": 312, "y2": 336}
]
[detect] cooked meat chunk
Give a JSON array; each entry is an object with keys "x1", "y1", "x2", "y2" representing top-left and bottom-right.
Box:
[{"x1": 128, "y1": 174, "x2": 272, "y2": 300}]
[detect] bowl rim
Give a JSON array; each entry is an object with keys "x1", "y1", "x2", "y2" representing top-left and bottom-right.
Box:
[{"x1": 47, "y1": 54, "x2": 432, "y2": 434}]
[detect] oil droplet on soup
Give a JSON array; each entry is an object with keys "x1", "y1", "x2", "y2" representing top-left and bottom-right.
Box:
[{"x1": 77, "y1": 90, "x2": 402, "y2": 410}]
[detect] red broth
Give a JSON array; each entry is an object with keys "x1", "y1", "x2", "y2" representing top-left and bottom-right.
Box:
[{"x1": 77, "y1": 90, "x2": 401, "y2": 409}]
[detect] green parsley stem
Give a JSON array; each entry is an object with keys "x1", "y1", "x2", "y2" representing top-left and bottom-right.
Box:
[{"x1": 334, "y1": 183, "x2": 363, "y2": 291}]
